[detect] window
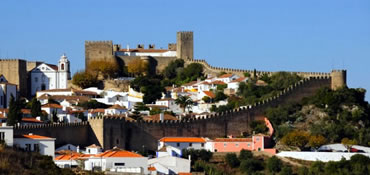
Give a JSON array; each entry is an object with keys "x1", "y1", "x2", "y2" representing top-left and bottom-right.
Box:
[
  {"x1": 224, "y1": 143, "x2": 227, "y2": 147},
  {"x1": 189, "y1": 143, "x2": 192, "y2": 147},
  {"x1": 26, "y1": 144, "x2": 31, "y2": 151},
  {"x1": 114, "y1": 162, "x2": 125, "y2": 166},
  {"x1": 248, "y1": 143, "x2": 251, "y2": 147},
  {"x1": 235, "y1": 143, "x2": 239, "y2": 147},
  {"x1": 68, "y1": 145, "x2": 70, "y2": 150},
  {"x1": 0, "y1": 132, "x2": 4, "y2": 141},
  {"x1": 34, "y1": 144, "x2": 40, "y2": 152},
  {"x1": 201, "y1": 143, "x2": 204, "y2": 147},
  {"x1": 177, "y1": 143, "x2": 180, "y2": 147},
  {"x1": 61, "y1": 63, "x2": 64, "y2": 70},
  {"x1": 256, "y1": 137, "x2": 260, "y2": 141}
]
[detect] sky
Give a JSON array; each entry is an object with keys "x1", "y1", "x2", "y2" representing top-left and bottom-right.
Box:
[{"x1": 0, "y1": 0, "x2": 369, "y2": 100}]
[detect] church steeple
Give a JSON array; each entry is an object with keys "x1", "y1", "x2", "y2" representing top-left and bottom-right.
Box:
[{"x1": 58, "y1": 53, "x2": 71, "y2": 79}]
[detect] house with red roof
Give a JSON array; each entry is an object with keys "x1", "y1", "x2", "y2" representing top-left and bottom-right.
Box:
[
  {"x1": 216, "y1": 74, "x2": 240, "y2": 83},
  {"x1": 158, "y1": 137, "x2": 208, "y2": 157},
  {"x1": 14, "y1": 133, "x2": 56, "y2": 158}
]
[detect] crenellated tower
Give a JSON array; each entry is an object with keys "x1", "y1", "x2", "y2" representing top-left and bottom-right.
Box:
[
  {"x1": 85, "y1": 41, "x2": 115, "y2": 70},
  {"x1": 176, "y1": 31, "x2": 194, "y2": 60},
  {"x1": 331, "y1": 69, "x2": 347, "y2": 90}
]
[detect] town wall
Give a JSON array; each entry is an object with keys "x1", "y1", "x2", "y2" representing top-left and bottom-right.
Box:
[
  {"x1": 85, "y1": 41, "x2": 115, "y2": 71},
  {"x1": 13, "y1": 122, "x2": 98, "y2": 148},
  {"x1": 0, "y1": 59, "x2": 28, "y2": 97}
]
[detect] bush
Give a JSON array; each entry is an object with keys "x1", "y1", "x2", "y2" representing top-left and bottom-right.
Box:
[
  {"x1": 240, "y1": 159, "x2": 264, "y2": 173},
  {"x1": 72, "y1": 70, "x2": 99, "y2": 89},
  {"x1": 225, "y1": 153, "x2": 240, "y2": 168},
  {"x1": 281, "y1": 130, "x2": 309, "y2": 150},
  {"x1": 239, "y1": 149, "x2": 253, "y2": 161},
  {"x1": 266, "y1": 156, "x2": 282, "y2": 173},
  {"x1": 280, "y1": 166, "x2": 293, "y2": 175},
  {"x1": 249, "y1": 120, "x2": 268, "y2": 134}
]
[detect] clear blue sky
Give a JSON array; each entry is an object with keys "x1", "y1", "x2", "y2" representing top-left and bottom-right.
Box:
[{"x1": 1, "y1": 0, "x2": 369, "y2": 100}]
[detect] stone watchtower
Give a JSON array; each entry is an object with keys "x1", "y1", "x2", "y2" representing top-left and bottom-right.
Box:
[
  {"x1": 331, "y1": 70, "x2": 347, "y2": 90},
  {"x1": 176, "y1": 31, "x2": 194, "y2": 60},
  {"x1": 85, "y1": 41, "x2": 115, "y2": 70}
]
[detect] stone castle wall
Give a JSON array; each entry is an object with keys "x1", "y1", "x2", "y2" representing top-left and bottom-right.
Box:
[
  {"x1": 13, "y1": 76, "x2": 330, "y2": 151},
  {"x1": 0, "y1": 59, "x2": 28, "y2": 97}
]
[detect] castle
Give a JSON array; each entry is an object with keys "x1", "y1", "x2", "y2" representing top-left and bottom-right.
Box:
[{"x1": 9, "y1": 31, "x2": 347, "y2": 153}]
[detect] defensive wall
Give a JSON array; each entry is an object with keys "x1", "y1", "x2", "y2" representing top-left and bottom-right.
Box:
[
  {"x1": 14, "y1": 76, "x2": 331, "y2": 151},
  {"x1": 0, "y1": 59, "x2": 28, "y2": 97}
]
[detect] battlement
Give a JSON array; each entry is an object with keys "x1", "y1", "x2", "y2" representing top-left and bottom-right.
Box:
[
  {"x1": 0, "y1": 58, "x2": 27, "y2": 62},
  {"x1": 85, "y1": 40, "x2": 113, "y2": 44},
  {"x1": 14, "y1": 121, "x2": 90, "y2": 130}
]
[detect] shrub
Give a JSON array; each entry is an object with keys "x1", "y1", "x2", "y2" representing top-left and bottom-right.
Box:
[
  {"x1": 240, "y1": 159, "x2": 264, "y2": 173},
  {"x1": 266, "y1": 156, "x2": 282, "y2": 173},
  {"x1": 225, "y1": 153, "x2": 240, "y2": 168},
  {"x1": 72, "y1": 71, "x2": 99, "y2": 89},
  {"x1": 238, "y1": 149, "x2": 253, "y2": 161}
]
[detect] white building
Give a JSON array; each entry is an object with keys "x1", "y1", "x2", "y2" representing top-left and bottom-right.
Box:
[
  {"x1": 30, "y1": 54, "x2": 71, "y2": 96},
  {"x1": 216, "y1": 74, "x2": 240, "y2": 83},
  {"x1": 148, "y1": 156, "x2": 191, "y2": 175},
  {"x1": 0, "y1": 75, "x2": 17, "y2": 108},
  {"x1": 85, "y1": 144, "x2": 103, "y2": 155},
  {"x1": 83, "y1": 149, "x2": 149, "y2": 174},
  {"x1": 0, "y1": 123, "x2": 13, "y2": 146},
  {"x1": 105, "y1": 104, "x2": 127, "y2": 115},
  {"x1": 14, "y1": 133, "x2": 55, "y2": 158},
  {"x1": 56, "y1": 144, "x2": 78, "y2": 152},
  {"x1": 158, "y1": 137, "x2": 207, "y2": 157}
]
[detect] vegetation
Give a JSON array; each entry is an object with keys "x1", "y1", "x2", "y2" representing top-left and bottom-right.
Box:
[
  {"x1": 127, "y1": 58, "x2": 149, "y2": 76},
  {"x1": 175, "y1": 95, "x2": 194, "y2": 113},
  {"x1": 0, "y1": 146, "x2": 74, "y2": 175},
  {"x1": 72, "y1": 70, "x2": 99, "y2": 89},
  {"x1": 7, "y1": 95, "x2": 22, "y2": 126},
  {"x1": 30, "y1": 97, "x2": 42, "y2": 118},
  {"x1": 225, "y1": 153, "x2": 240, "y2": 168},
  {"x1": 88, "y1": 60, "x2": 119, "y2": 79},
  {"x1": 181, "y1": 149, "x2": 213, "y2": 163},
  {"x1": 130, "y1": 75, "x2": 165, "y2": 104},
  {"x1": 249, "y1": 120, "x2": 268, "y2": 134},
  {"x1": 161, "y1": 59, "x2": 204, "y2": 86}
]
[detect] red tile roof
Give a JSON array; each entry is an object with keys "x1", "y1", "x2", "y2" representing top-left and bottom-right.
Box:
[
  {"x1": 211, "y1": 81, "x2": 226, "y2": 85},
  {"x1": 21, "y1": 118, "x2": 43, "y2": 123},
  {"x1": 14, "y1": 134, "x2": 54, "y2": 140},
  {"x1": 230, "y1": 77, "x2": 247, "y2": 83},
  {"x1": 42, "y1": 103, "x2": 63, "y2": 108},
  {"x1": 218, "y1": 74, "x2": 234, "y2": 78},
  {"x1": 182, "y1": 81, "x2": 198, "y2": 87},
  {"x1": 202, "y1": 91, "x2": 215, "y2": 98},
  {"x1": 21, "y1": 109, "x2": 31, "y2": 114},
  {"x1": 46, "y1": 64, "x2": 58, "y2": 71},
  {"x1": 160, "y1": 137, "x2": 206, "y2": 143},
  {"x1": 96, "y1": 149, "x2": 143, "y2": 158},
  {"x1": 89, "y1": 108, "x2": 105, "y2": 114},
  {"x1": 108, "y1": 104, "x2": 126, "y2": 110}
]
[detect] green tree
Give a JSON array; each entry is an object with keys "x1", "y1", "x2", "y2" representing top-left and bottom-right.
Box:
[
  {"x1": 266, "y1": 156, "x2": 282, "y2": 173},
  {"x1": 214, "y1": 91, "x2": 227, "y2": 102},
  {"x1": 76, "y1": 112, "x2": 86, "y2": 121},
  {"x1": 30, "y1": 98, "x2": 42, "y2": 118},
  {"x1": 280, "y1": 166, "x2": 293, "y2": 175},
  {"x1": 163, "y1": 59, "x2": 184, "y2": 79},
  {"x1": 7, "y1": 95, "x2": 22, "y2": 126},
  {"x1": 175, "y1": 95, "x2": 193, "y2": 114},
  {"x1": 127, "y1": 58, "x2": 149, "y2": 76},
  {"x1": 149, "y1": 107, "x2": 162, "y2": 115},
  {"x1": 78, "y1": 100, "x2": 109, "y2": 109},
  {"x1": 225, "y1": 153, "x2": 240, "y2": 168},
  {"x1": 72, "y1": 70, "x2": 99, "y2": 89},
  {"x1": 51, "y1": 110, "x2": 58, "y2": 123},
  {"x1": 134, "y1": 102, "x2": 149, "y2": 111},
  {"x1": 202, "y1": 96, "x2": 212, "y2": 103},
  {"x1": 309, "y1": 135, "x2": 327, "y2": 150},
  {"x1": 240, "y1": 159, "x2": 264, "y2": 173},
  {"x1": 249, "y1": 120, "x2": 268, "y2": 134},
  {"x1": 281, "y1": 130, "x2": 310, "y2": 150}
]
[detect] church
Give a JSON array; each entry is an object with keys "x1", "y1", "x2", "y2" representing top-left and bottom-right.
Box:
[{"x1": 30, "y1": 54, "x2": 71, "y2": 96}]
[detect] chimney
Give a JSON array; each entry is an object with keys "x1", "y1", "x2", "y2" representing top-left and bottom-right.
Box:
[
  {"x1": 77, "y1": 146, "x2": 80, "y2": 153},
  {"x1": 127, "y1": 44, "x2": 130, "y2": 51},
  {"x1": 160, "y1": 113, "x2": 164, "y2": 122},
  {"x1": 29, "y1": 133, "x2": 33, "y2": 135},
  {"x1": 149, "y1": 44, "x2": 155, "y2": 49},
  {"x1": 1, "y1": 123, "x2": 6, "y2": 127}
]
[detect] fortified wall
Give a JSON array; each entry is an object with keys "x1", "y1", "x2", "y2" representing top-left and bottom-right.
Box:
[
  {"x1": 14, "y1": 75, "x2": 334, "y2": 151},
  {"x1": 0, "y1": 59, "x2": 28, "y2": 97}
]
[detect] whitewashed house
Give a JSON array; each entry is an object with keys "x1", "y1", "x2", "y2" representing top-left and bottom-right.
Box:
[
  {"x1": 105, "y1": 105, "x2": 127, "y2": 115},
  {"x1": 158, "y1": 137, "x2": 207, "y2": 157},
  {"x1": 227, "y1": 77, "x2": 248, "y2": 90},
  {"x1": 216, "y1": 74, "x2": 240, "y2": 83},
  {"x1": 30, "y1": 54, "x2": 71, "y2": 96},
  {"x1": 56, "y1": 144, "x2": 78, "y2": 152},
  {"x1": 0, "y1": 75, "x2": 17, "y2": 108},
  {"x1": 148, "y1": 156, "x2": 191, "y2": 175},
  {"x1": 85, "y1": 144, "x2": 103, "y2": 155},
  {"x1": 14, "y1": 133, "x2": 55, "y2": 158},
  {"x1": 0, "y1": 123, "x2": 13, "y2": 146},
  {"x1": 41, "y1": 103, "x2": 63, "y2": 120}
]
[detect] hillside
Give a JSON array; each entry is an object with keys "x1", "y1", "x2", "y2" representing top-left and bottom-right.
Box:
[
  {"x1": 0, "y1": 145, "x2": 74, "y2": 175},
  {"x1": 265, "y1": 87, "x2": 370, "y2": 150}
]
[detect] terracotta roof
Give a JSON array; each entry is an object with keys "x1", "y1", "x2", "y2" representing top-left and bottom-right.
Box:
[
  {"x1": 96, "y1": 149, "x2": 143, "y2": 158},
  {"x1": 46, "y1": 64, "x2": 58, "y2": 71},
  {"x1": 182, "y1": 81, "x2": 198, "y2": 87},
  {"x1": 0, "y1": 108, "x2": 9, "y2": 113},
  {"x1": 14, "y1": 134, "x2": 54, "y2": 140},
  {"x1": 21, "y1": 109, "x2": 31, "y2": 114},
  {"x1": 230, "y1": 77, "x2": 247, "y2": 83},
  {"x1": 213, "y1": 138, "x2": 252, "y2": 142},
  {"x1": 144, "y1": 114, "x2": 178, "y2": 121},
  {"x1": 148, "y1": 166, "x2": 156, "y2": 171},
  {"x1": 202, "y1": 91, "x2": 215, "y2": 98},
  {"x1": 55, "y1": 153, "x2": 93, "y2": 161},
  {"x1": 21, "y1": 118, "x2": 43, "y2": 123},
  {"x1": 218, "y1": 74, "x2": 234, "y2": 78},
  {"x1": 42, "y1": 103, "x2": 63, "y2": 108},
  {"x1": 108, "y1": 104, "x2": 126, "y2": 110},
  {"x1": 159, "y1": 137, "x2": 206, "y2": 143},
  {"x1": 178, "y1": 173, "x2": 192, "y2": 175},
  {"x1": 38, "y1": 95, "x2": 90, "y2": 102},
  {"x1": 89, "y1": 108, "x2": 105, "y2": 114},
  {"x1": 211, "y1": 80, "x2": 226, "y2": 85},
  {"x1": 119, "y1": 48, "x2": 170, "y2": 53},
  {"x1": 172, "y1": 87, "x2": 184, "y2": 93}
]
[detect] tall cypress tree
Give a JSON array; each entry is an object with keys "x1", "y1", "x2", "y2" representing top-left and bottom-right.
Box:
[
  {"x1": 7, "y1": 95, "x2": 22, "y2": 126},
  {"x1": 30, "y1": 98, "x2": 41, "y2": 118}
]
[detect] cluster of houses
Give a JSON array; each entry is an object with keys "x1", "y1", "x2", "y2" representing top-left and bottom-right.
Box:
[{"x1": 0, "y1": 116, "x2": 276, "y2": 174}]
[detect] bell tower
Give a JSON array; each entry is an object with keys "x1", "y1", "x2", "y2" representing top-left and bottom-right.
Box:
[{"x1": 58, "y1": 53, "x2": 71, "y2": 89}]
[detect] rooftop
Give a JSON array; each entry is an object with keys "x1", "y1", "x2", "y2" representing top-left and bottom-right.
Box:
[
  {"x1": 14, "y1": 133, "x2": 54, "y2": 140},
  {"x1": 159, "y1": 137, "x2": 206, "y2": 143}
]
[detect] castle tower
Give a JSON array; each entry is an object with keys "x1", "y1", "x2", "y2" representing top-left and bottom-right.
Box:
[
  {"x1": 331, "y1": 70, "x2": 347, "y2": 90},
  {"x1": 85, "y1": 41, "x2": 114, "y2": 71},
  {"x1": 58, "y1": 53, "x2": 71, "y2": 89},
  {"x1": 176, "y1": 31, "x2": 194, "y2": 60}
]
